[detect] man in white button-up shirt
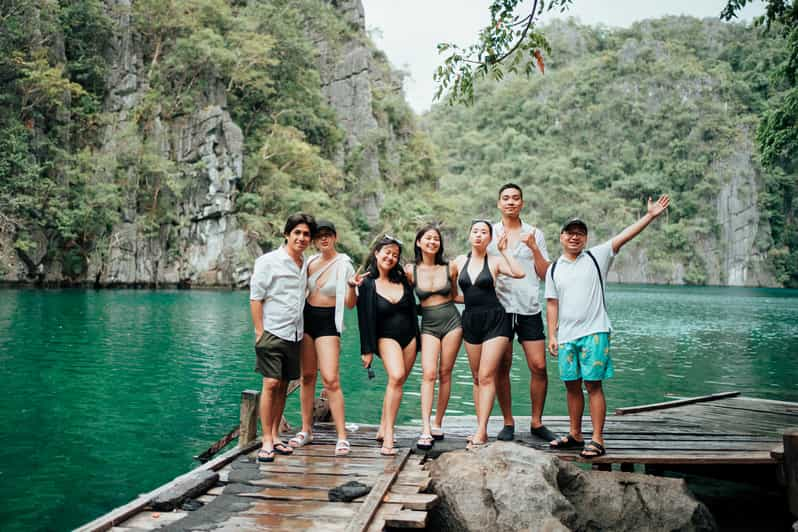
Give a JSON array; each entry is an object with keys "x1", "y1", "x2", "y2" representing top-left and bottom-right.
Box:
[
  {"x1": 250, "y1": 213, "x2": 316, "y2": 463},
  {"x1": 487, "y1": 183, "x2": 558, "y2": 444}
]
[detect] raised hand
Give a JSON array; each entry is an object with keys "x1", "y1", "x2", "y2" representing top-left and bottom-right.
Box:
[
  {"x1": 497, "y1": 232, "x2": 509, "y2": 253},
  {"x1": 521, "y1": 228, "x2": 537, "y2": 250},
  {"x1": 348, "y1": 268, "x2": 370, "y2": 287},
  {"x1": 647, "y1": 194, "x2": 670, "y2": 218}
]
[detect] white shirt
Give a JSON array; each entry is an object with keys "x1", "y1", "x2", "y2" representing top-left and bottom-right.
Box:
[
  {"x1": 545, "y1": 240, "x2": 615, "y2": 344},
  {"x1": 488, "y1": 220, "x2": 549, "y2": 315},
  {"x1": 307, "y1": 253, "x2": 355, "y2": 334},
  {"x1": 249, "y1": 246, "x2": 308, "y2": 342}
]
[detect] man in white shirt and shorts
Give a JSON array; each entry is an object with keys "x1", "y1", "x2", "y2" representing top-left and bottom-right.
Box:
[
  {"x1": 546, "y1": 195, "x2": 669, "y2": 458},
  {"x1": 250, "y1": 213, "x2": 317, "y2": 463},
  {"x1": 489, "y1": 183, "x2": 558, "y2": 443}
]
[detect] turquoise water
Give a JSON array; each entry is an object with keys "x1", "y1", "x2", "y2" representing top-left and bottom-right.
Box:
[{"x1": 0, "y1": 285, "x2": 797, "y2": 531}]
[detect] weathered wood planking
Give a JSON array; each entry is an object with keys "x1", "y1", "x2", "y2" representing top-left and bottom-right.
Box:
[{"x1": 345, "y1": 448, "x2": 411, "y2": 532}]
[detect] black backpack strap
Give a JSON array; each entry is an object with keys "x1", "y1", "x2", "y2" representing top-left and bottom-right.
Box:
[
  {"x1": 549, "y1": 259, "x2": 558, "y2": 286},
  {"x1": 585, "y1": 250, "x2": 607, "y2": 311}
]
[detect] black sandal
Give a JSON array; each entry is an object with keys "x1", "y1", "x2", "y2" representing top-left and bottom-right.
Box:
[
  {"x1": 580, "y1": 441, "x2": 606, "y2": 459},
  {"x1": 273, "y1": 441, "x2": 294, "y2": 455},
  {"x1": 549, "y1": 433, "x2": 585, "y2": 449}
]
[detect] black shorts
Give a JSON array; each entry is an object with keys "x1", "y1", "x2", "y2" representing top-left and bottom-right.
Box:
[
  {"x1": 304, "y1": 303, "x2": 340, "y2": 339},
  {"x1": 507, "y1": 312, "x2": 545, "y2": 342},
  {"x1": 461, "y1": 306, "x2": 512, "y2": 344},
  {"x1": 255, "y1": 332, "x2": 300, "y2": 380}
]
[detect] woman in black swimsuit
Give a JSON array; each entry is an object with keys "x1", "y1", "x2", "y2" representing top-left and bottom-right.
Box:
[
  {"x1": 354, "y1": 235, "x2": 419, "y2": 455},
  {"x1": 453, "y1": 220, "x2": 525, "y2": 448},
  {"x1": 404, "y1": 225, "x2": 463, "y2": 450}
]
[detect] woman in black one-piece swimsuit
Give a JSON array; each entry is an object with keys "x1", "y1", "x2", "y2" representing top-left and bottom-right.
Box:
[
  {"x1": 354, "y1": 235, "x2": 419, "y2": 455},
  {"x1": 453, "y1": 220, "x2": 525, "y2": 448}
]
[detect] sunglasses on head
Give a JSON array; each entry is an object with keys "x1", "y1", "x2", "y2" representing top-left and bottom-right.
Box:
[
  {"x1": 381, "y1": 234, "x2": 403, "y2": 246},
  {"x1": 470, "y1": 219, "x2": 492, "y2": 227}
]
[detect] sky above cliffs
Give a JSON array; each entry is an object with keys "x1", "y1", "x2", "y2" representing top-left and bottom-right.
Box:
[{"x1": 361, "y1": 0, "x2": 765, "y2": 114}]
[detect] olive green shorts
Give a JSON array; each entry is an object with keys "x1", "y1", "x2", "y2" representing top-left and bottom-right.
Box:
[
  {"x1": 420, "y1": 301, "x2": 462, "y2": 339},
  {"x1": 255, "y1": 331, "x2": 300, "y2": 381}
]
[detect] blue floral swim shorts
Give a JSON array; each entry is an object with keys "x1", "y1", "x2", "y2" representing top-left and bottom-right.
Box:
[{"x1": 557, "y1": 332, "x2": 614, "y2": 382}]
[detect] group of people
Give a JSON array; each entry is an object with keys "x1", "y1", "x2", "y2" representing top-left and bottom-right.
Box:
[{"x1": 249, "y1": 183, "x2": 670, "y2": 463}]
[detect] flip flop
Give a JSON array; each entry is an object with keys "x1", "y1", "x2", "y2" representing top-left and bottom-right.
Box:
[
  {"x1": 580, "y1": 441, "x2": 606, "y2": 459},
  {"x1": 288, "y1": 431, "x2": 312, "y2": 448},
  {"x1": 496, "y1": 425, "x2": 515, "y2": 441},
  {"x1": 466, "y1": 439, "x2": 487, "y2": 450},
  {"x1": 416, "y1": 434, "x2": 434, "y2": 451},
  {"x1": 273, "y1": 441, "x2": 293, "y2": 455},
  {"x1": 530, "y1": 425, "x2": 558, "y2": 442},
  {"x1": 549, "y1": 434, "x2": 585, "y2": 450},
  {"x1": 335, "y1": 439, "x2": 351, "y2": 456},
  {"x1": 256, "y1": 448, "x2": 275, "y2": 463},
  {"x1": 380, "y1": 446, "x2": 398, "y2": 456}
]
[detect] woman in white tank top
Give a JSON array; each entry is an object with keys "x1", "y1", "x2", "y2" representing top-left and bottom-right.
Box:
[{"x1": 288, "y1": 220, "x2": 356, "y2": 456}]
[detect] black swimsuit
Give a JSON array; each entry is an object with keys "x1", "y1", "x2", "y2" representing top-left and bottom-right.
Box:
[
  {"x1": 376, "y1": 284, "x2": 417, "y2": 349},
  {"x1": 458, "y1": 254, "x2": 511, "y2": 344}
]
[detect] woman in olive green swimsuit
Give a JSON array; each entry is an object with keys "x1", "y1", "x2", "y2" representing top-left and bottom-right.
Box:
[{"x1": 404, "y1": 225, "x2": 463, "y2": 450}]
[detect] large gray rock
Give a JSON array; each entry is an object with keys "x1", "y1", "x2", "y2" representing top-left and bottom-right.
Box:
[{"x1": 429, "y1": 442, "x2": 717, "y2": 532}]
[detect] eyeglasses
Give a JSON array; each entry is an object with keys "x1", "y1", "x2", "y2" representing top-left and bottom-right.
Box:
[
  {"x1": 381, "y1": 234, "x2": 403, "y2": 246},
  {"x1": 470, "y1": 219, "x2": 492, "y2": 226},
  {"x1": 564, "y1": 230, "x2": 587, "y2": 237}
]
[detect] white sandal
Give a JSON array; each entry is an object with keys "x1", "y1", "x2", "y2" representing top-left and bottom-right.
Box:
[
  {"x1": 335, "y1": 439, "x2": 351, "y2": 456},
  {"x1": 288, "y1": 431, "x2": 313, "y2": 448}
]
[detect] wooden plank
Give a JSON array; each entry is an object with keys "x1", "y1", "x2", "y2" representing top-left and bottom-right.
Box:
[
  {"x1": 384, "y1": 509, "x2": 428, "y2": 529},
  {"x1": 614, "y1": 391, "x2": 740, "y2": 415},
  {"x1": 383, "y1": 492, "x2": 438, "y2": 510},
  {"x1": 119, "y1": 510, "x2": 188, "y2": 530},
  {"x1": 784, "y1": 428, "x2": 798, "y2": 517},
  {"x1": 239, "y1": 390, "x2": 260, "y2": 447},
  {"x1": 556, "y1": 452, "x2": 775, "y2": 465},
  {"x1": 77, "y1": 439, "x2": 261, "y2": 532},
  {"x1": 243, "y1": 500, "x2": 360, "y2": 519},
  {"x1": 220, "y1": 514, "x2": 348, "y2": 531},
  {"x1": 389, "y1": 483, "x2": 424, "y2": 494},
  {"x1": 248, "y1": 474, "x2": 377, "y2": 490},
  {"x1": 256, "y1": 464, "x2": 377, "y2": 476},
  {"x1": 366, "y1": 503, "x2": 404, "y2": 532},
  {"x1": 240, "y1": 487, "x2": 365, "y2": 503},
  {"x1": 345, "y1": 448, "x2": 411, "y2": 532}
]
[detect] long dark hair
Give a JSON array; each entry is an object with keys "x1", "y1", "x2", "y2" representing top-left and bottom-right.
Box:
[
  {"x1": 413, "y1": 225, "x2": 445, "y2": 265},
  {"x1": 366, "y1": 236, "x2": 407, "y2": 284}
]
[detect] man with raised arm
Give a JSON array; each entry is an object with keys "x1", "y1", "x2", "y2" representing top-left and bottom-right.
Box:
[
  {"x1": 546, "y1": 195, "x2": 670, "y2": 458},
  {"x1": 489, "y1": 183, "x2": 558, "y2": 443},
  {"x1": 250, "y1": 213, "x2": 317, "y2": 463}
]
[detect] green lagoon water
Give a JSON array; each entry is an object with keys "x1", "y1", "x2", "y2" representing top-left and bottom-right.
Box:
[{"x1": 1, "y1": 285, "x2": 797, "y2": 531}]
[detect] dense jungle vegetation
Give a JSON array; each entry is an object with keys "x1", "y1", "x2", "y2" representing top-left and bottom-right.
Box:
[
  {"x1": 425, "y1": 17, "x2": 798, "y2": 286},
  {"x1": 0, "y1": 1, "x2": 795, "y2": 285}
]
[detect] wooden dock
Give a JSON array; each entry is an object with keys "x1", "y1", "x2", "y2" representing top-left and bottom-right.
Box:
[{"x1": 80, "y1": 391, "x2": 798, "y2": 531}]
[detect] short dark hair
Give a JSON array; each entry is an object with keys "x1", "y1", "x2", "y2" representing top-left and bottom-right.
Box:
[
  {"x1": 498, "y1": 183, "x2": 523, "y2": 199},
  {"x1": 413, "y1": 225, "x2": 445, "y2": 265},
  {"x1": 283, "y1": 213, "x2": 317, "y2": 237}
]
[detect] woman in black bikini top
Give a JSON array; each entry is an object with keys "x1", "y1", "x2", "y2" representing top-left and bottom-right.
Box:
[
  {"x1": 453, "y1": 220, "x2": 525, "y2": 449},
  {"x1": 354, "y1": 235, "x2": 419, "y2": 456}
]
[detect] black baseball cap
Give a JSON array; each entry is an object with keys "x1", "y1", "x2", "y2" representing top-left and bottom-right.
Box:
[
  {"x1": 316, "y1": 220, "x2": 337, "y2": 234},
  {"x1": 561, "y1": 218, "x2": 588, "y2": 234}
]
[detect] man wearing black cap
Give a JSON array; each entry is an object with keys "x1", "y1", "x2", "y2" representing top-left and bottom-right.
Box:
[{"x1": 545, "y1": 195, "x2": 670, "y2": 459}]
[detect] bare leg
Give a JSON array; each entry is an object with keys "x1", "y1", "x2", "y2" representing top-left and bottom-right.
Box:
[
  {"x1": 557, "y1": 379, "x2": 585, "y2": 443},
  {"x1": 584, "y1": 380, "x2": 606, "y2": 445},
  {"x1": 465, "y1": 341, "x2": 482, "y2": 421},
  {"x1": 379, "y1": 338, "x2": 416, "y2": 448},
  {"x1": 434, "y1": 327, "x2": 463, "y2": 428},
  {"x1": 496, "y1": 342, "x2": 514, "y2": 427},
  {"x1": 316, "y1": 336, "x2": 346, "y2": 441},
  {"x1": 473, "y1": 336, "x2": 510, "y2": 443},
  {"x1": 271, "y1": 379, "x2": 288, "y2": 442},
  {"x1": 419, "y1": 334, "x2": 441, "y2": 436},
  {"x1": 259, "y1": 377, "x2": 280, "y2": 450},
  {"x1": 298, "y1": 336, "x2": 318, "y2": 435},
  {"x1": 521, "y1": 339, "x2": 548, "y2": 428}
]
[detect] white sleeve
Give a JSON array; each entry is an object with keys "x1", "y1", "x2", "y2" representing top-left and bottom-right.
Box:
[
  {"x1": 544, "y1": 262, "x2": 559, "y2": 299},
  {"x1": 590, "y1": 241, "x2": 615, "y2": 279},
  {"x1": 249, "y1": 257, "x2": 272, "y2": 300}
]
